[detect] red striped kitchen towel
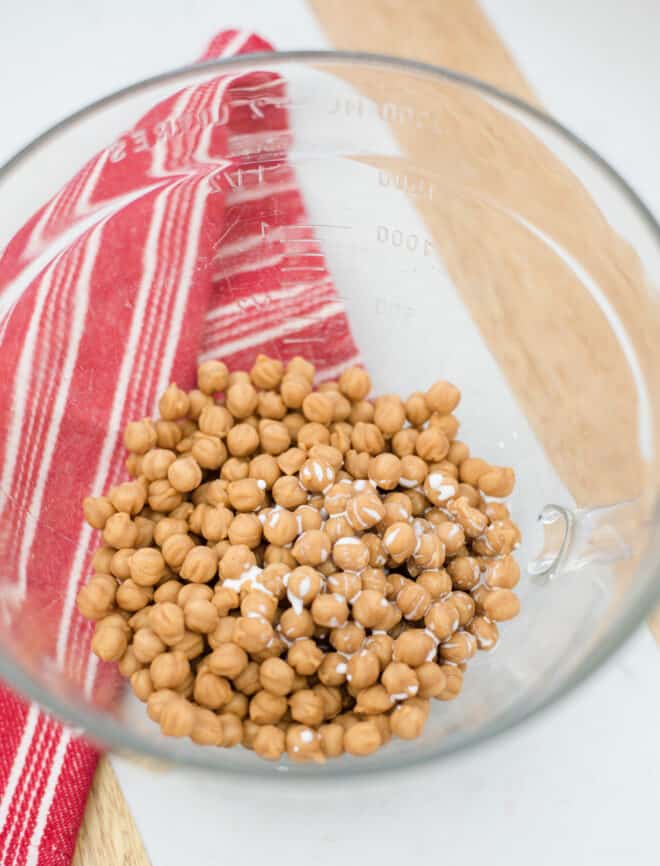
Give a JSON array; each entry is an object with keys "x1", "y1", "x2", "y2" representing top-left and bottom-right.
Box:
[{"x1": 0, "y1": 30, "x2": 359, "y2": 866}]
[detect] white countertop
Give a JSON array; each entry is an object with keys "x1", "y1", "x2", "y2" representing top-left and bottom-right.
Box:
[
  {"x1": 114, "y1": 627, "x2": 659, "y2": 865},
  {"x1": 2, "y1": 2, "x2": 659, "y2": 864}
]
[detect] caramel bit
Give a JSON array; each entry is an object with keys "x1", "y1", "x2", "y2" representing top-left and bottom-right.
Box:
[{"x1": 79, "y1": 359, "x2": 520, "y2": 763}]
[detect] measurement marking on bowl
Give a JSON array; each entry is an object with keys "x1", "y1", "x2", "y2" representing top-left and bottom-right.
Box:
[
  {"x1": 375, "y1": 296, "x2": 416, "y2": 322},
  {"x1": 277, "y1": 238, "x2": 317, "y2": 245},
  {"x1": 327, "y1": 96, "x2": 444, "y2": 135},
  {"x1": 280, "y1": 310, "x2": 334, "y2": 344},
  {"x1": 281, "y1": 265, "x2": 327, "y2": 272},
  {"x1": 282, "y1": 250, "x2": 325, "y2": 261},
  {"x1": 302, "y1": 223, "x2": 351, "y2": 230},
  {"x1": 377, "y1": 225, "x2": 435, "y2": 257},
  {"x1": 260, "y1": 220, "x2": 351, "y2": 236},
  {"x1": 379, "y1": 170, "x2": 434, "y2": 200}
]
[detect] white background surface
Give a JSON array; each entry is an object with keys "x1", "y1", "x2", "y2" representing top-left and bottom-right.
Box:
[{"x1": 1, "y1": 2, "x2": 659, "y2": 864}]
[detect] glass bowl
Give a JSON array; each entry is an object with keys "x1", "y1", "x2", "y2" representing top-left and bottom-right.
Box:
[{"x1": 1, "y1": 51, "x2": 659, "y2": 779}]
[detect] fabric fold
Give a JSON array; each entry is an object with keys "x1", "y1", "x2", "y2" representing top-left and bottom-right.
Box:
[{"x1": 0, "y1": 29, "x2": 359, "y2": 866}]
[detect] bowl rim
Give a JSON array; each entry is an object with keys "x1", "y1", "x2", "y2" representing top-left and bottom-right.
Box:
[{"x1": 1, "y1": 48, "x2": 659, "y2": 780}]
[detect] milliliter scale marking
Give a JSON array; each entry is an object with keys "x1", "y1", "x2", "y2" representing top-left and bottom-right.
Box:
[{"x1": 259, "y1": 221, "x2": 351, "y2": 344}]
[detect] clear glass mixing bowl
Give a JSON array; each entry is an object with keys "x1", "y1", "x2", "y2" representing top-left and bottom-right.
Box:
[{"x1": 1, "y1": 52, "x2": 659, "y2": 778}]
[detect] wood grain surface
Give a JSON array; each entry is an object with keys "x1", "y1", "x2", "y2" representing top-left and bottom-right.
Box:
[
  {"x1": 310, "y1": 0, "x2": 660, "y2": 505},
  {"x1": 73, "y1": 757, "x2": 149, "y2": 865},
  {"x1": 314, "y1": 0, "x2": 539, "y2": 105},
  {"x1": 310, "y1": 0, "x2": 660, "y2": 629},
  {"x1": 74, "y1": 3, "x2": 659, "y2": 863}
]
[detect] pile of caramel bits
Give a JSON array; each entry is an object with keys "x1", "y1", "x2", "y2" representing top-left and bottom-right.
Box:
[{"x1": 78, "y1": 355, "x2": 521, "y2": 763}]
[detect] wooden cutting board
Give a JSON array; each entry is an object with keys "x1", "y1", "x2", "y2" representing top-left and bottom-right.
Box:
[{"x1": 74, "y1": 2, "x2": 659, "y2": 863}]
